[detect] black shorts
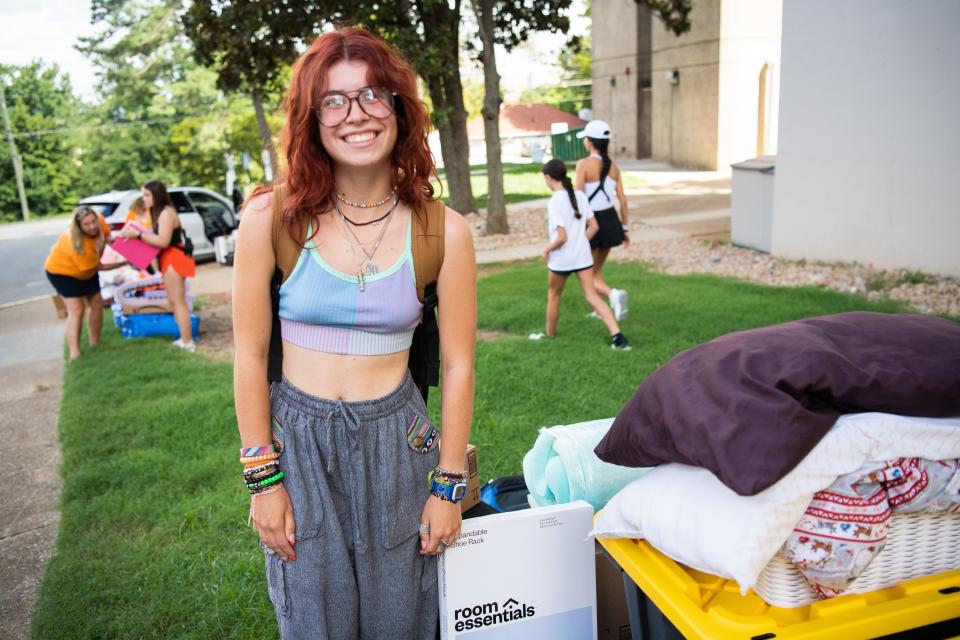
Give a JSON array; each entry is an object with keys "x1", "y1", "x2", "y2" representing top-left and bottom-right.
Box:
[
  {"x1": 589, "y1": 207, "x2": 625, "y2": 250},
  {"x1": 46, "y1": 271, "x2": 101, "y2": 298},
  {"x1": 548, "y1": 265, "x2": 592, "y2": 277}
]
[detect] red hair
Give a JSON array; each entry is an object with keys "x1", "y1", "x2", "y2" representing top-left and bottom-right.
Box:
[{"x1": 251, "y1": 27, "x2": 436, "y2": 236}]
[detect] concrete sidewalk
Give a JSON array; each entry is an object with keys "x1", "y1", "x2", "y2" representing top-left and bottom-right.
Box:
[
  {"x1": 0, "y1": 299, "x2": 64, "y2": 640},
  {"x1": 0, "y1": 165, "x2": 729, "y2": 636}
]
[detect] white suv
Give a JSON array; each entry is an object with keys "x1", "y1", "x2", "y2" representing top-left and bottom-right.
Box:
[{"x1": 78, "y1": 186, "x2": 237, "y2": 261}]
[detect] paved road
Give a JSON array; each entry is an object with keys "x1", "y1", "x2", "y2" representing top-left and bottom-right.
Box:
[
  {"x1": 0, "y1": 235, "x2": 58, "y2": 305},
  {"x1": 0, "y1": 219, "x2": 65, "y2": 306}
]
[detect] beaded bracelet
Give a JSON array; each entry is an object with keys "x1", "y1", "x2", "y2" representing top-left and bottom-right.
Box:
[
  {"x1": 245, "y1": 467, "x2": 281, "y2": 483},
  {"x1": 246, "y1": 471, "x2": 285, "y2": 490},
  {"x1": 429, "y1": 466, "x2": 468, "y2": 484},
  {"x1": 240, "y1": 452, "x2": 279, "y2": 465},
  {"x1": 242, "y1": 461, "x2": 280, "y2": 476}
]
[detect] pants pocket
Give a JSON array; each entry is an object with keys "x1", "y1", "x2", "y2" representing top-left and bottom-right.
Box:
[
  {"x1": 263, "y1": 547, "x2": 289, "y2": 618},
  {"x1": 406, "y1": 410, "x2": 440, "y2": 454},
  {"x1": 382, "y1": 409, "x2": 440, "y2": 549}
]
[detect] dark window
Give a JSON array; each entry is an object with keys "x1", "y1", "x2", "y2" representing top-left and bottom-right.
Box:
[
  {"x1": 81, "y1": 203, "x2": 118, "y2": 217},
  {"x1": 169, "y1": 192, "x2": 194, "y2": 214},
  {"x1": 187, "y1": 191, "x2": 236, "y2": 238}
]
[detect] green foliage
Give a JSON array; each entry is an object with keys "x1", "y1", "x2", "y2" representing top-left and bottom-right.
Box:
[
  {"x1": 643, "y1": 0, "x2": 692, "y2": 36},
  {"x1": 0, "y1": 62, "x2": 80, "y2": 220},
  {"x1": 518, "y1": 82, "x2": 591, "y2": 115}
]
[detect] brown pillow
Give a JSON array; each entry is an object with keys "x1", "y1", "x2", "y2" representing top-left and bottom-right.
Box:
[{"x1": 594, "y1": 312, "x2": 960, "y2": 495}]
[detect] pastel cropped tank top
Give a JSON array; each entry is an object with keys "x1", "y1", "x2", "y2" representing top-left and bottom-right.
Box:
[{"x1": 278, "y1": 218, "x2": 423, "y2": 356}]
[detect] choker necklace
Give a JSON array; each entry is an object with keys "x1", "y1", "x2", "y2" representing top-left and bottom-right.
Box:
[
  {"x1": 337, "y1": 201, "x2": 396, "y2": 227},
  {"x1": 336, "y1": 188, "x2": 397, "y2": 209}
]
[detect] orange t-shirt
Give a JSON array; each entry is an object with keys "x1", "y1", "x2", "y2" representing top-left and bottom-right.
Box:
[
  {"x1": 44, "y1": 216, "x2": 111, "y2": 280},
  {"x1": 125, "y1": 209, "x2": 152, "y2": 230}
]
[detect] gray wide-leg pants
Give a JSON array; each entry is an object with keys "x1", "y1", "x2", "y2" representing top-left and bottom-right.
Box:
[{"x1": 264, "y1": 373, "x2": 440, "y2": 640}]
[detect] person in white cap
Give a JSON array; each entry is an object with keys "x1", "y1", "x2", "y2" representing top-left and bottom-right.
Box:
[{"x1": 575, "y1": 120, "x2": 629, "y2": 322}]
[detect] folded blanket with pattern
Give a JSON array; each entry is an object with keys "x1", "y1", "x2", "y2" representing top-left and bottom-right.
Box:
[{"x1": 785, "y1": 457, "x2": 960, "y2": 598}]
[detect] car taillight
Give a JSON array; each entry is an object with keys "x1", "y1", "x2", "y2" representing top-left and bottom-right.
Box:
[{"x1": 109, "y1": 222, "x2": 124, "y2": 231}]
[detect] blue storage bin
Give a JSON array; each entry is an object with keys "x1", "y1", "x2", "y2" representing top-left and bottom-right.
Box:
[{"x1": 116, "y1": 312, "x2": 200, "y2": 340}]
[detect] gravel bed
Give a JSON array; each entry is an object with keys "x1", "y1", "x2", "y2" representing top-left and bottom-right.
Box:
[{"x1": 467, "y1": 207, "x2": 960, "y2": 318}]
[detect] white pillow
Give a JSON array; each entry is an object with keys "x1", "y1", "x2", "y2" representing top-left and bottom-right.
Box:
[{"x1": 591, "y1": 413, "x2": 960, "y2": 593}]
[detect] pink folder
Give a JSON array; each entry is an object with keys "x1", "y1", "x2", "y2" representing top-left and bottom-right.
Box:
[{"x1": 110, "y1": 223, "x2": 161, "y2": 270}]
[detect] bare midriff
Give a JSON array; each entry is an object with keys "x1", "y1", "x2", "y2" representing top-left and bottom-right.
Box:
[{"x1": 281, "y1": 340, "x2": 411, "y2": 401}]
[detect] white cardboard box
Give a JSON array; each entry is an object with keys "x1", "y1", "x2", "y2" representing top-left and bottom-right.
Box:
[{"x1": 438, "y1": 501, "x2": 596, "y2": 639}]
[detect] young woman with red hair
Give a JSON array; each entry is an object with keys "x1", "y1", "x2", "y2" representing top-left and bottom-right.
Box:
[{"x1": 232, "y1": 28, "x2": 476, "y2": 639}]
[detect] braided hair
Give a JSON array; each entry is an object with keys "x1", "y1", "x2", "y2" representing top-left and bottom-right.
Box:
[
  {"x1": 588, "y1": 137, "x2": 612, "y2": 188},
  {"x1": 541, "y1": 158, "x2": 582, "y2": 219}
]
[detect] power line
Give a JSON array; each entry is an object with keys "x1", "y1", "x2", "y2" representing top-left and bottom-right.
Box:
[{"x1": 9, "y1": 102, "x2": 279, "y2": 139}]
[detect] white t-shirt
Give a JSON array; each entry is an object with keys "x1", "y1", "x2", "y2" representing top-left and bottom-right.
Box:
[{"x1": 547, "y1": 190, "x2": 595, "y2": 272}]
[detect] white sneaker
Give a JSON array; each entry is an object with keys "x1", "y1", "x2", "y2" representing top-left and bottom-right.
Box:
[
  {"x1": 172, "y1": 338, "x2": 197, "y2": 353},
  {"x1": 528, "y1": 332, "x2": 550, "y2": 340},
  {"x1": 586, "y1": 311, "x2": 602, "y2": 320},
  {"x1": 610, "y1": 289, "x2": 629, "y2": 322}
]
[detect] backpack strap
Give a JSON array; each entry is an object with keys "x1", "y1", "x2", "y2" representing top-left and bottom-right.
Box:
[
  {"x1": 411, "y1": 198, "x2": 445, "y2": 304},
  {"x1": 267, "y1": 185, "x2": 301, "y2": 383},
  {"x1": 408, "y1": 198, "x2": 445, "y2": 401},
  {"x1": 271, "y1": 184, "x2": 300, "y2": 284}
]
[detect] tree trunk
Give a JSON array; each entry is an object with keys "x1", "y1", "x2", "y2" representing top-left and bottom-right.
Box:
[
  {"x1": 474, "y1": 0, "x2": 508, "y2": 234},
  {"x1": 420, "y1": 0, "x2": 476, "y2": 214},
  {"x1": 251, "y1": 90, "x2": 277, "y2": 183}
]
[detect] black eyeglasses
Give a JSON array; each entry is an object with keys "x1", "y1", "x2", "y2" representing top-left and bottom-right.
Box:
[{"x1": 314, "y1": 87, "x2": 397, "y2": 127}]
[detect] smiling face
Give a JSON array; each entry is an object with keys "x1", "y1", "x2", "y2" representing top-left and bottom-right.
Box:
[{"x1": 318, "y1": 60, "x2": 398, "y2": 171}]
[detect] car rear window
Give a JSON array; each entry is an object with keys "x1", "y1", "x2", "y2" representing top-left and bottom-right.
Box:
[{"x1": 82, "y1": 203, "x2": 119, "y2": 217}]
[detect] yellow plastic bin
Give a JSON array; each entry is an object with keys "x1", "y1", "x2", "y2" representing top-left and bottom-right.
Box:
[{"x1": 595, "y1": 535, "x2": 960, "y2": 639}]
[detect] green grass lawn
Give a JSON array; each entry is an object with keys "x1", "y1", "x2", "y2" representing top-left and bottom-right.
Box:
[
  {"x1": 34, "y1": 262, "x2": 909, "y2": 638},
  {"x1": 436, "y1": 162, "x2": 645, "y2": 210}
]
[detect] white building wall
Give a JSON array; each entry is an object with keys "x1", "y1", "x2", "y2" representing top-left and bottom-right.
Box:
[
  {"x1": 771, "y1": 0, "x2": 960, "y2": 276},
  {"x1": 716, "y1": 0, "x2": 782, "y2": 168}
]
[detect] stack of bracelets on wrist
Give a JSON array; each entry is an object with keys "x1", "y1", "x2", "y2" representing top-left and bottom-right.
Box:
[
  {"x1": 240, "y1": 444, "x2": 283, "y2": 497},
  {"x1": 428, "y1": 466, "x2": 468, "y2": 501}
]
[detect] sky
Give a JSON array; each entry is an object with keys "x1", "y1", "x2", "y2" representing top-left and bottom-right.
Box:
[
  {"x1": 1, "y1": 0, "x2": 100, "y2": 100},
  {"x1": 0, "y1": 0, "x2": 589, "y2": 103}
]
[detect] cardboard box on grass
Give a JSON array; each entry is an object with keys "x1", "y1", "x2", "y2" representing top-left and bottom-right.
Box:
[
  {"x1": 460, "y1": 444, "x2": 480, "y2": 513},
  {"x1": 439, "y1": 500, "x2": 596, "y2": 639}
]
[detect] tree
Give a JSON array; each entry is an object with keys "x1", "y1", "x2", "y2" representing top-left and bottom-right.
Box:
[
  {"x1": 643, "y1": 0, "x2": 692, "y2": 36},
  {"x1": 182, "y1": 2, "x2": 324, "y2": 179},
  {"x1": 333, "y1": 1, "x2": 478, "y2": 215},
  {"x1": 0, "y1": 62, "x2": 80, "y2": 220},
  {"x1": 469, "y1": 0, "x2": 572, "y2": 233}
]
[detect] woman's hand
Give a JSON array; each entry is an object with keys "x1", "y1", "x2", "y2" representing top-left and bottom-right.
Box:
[
  {"x1": 542, "y1": 248, "x2": 551, "y2": 262},
  {"x1": 119, "y1": 224, "x2": 140, "y2": 239},
  {"x1": 251, "y1": 487, "x2": 297, "y2": 561},
  {"x1": 622, "y1": 231, "x2": 630, "y2": 248},
  {"x1": 419, "y1": 495, "x2": 462, "y2": 556}
]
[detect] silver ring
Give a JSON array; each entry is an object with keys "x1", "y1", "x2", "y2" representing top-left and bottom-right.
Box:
[
  {"x1": 418, "y1": 523, "x2": 430, "y2": 536},
  {"x1": 437, "y1": 541, "x2": 449, "y2": 551}
]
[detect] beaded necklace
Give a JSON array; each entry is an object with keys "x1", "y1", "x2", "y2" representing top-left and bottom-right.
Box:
[{"x1": 336, "y1": 188, "x2": 396, "y2": 209}]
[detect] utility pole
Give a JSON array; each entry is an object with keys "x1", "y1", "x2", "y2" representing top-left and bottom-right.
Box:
[{"x1": 0, "y1": 79, "x2": 29, "y2": 221}]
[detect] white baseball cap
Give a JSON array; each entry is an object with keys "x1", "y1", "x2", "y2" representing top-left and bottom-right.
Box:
[{"x1": 576, "y1": 120, "x2": 611, "y2": 140}]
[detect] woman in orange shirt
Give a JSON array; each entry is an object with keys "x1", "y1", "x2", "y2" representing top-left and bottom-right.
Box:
[
  {"x1": 120, "y1": 180, "x2": 197, "y2": 352},
  {"x1": 44, "y1": 206, "x2": 126, "y2": 360}
]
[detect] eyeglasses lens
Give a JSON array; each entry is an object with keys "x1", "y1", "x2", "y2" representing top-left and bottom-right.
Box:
[{"x1": 317, "y1": 88, "x2": 395, "y2": 127}]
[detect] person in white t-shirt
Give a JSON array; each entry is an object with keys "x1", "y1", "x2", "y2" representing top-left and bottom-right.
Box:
[{"x1": 529, "y1": 159, "x2": 630, "y2": 350}]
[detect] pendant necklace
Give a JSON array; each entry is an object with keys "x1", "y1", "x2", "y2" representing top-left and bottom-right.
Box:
[{"x1": 335, "y1": 196, "x2": 398, "y2": 291}]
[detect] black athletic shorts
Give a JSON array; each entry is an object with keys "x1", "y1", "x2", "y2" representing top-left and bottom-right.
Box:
[
  {"x1": 46, "y1": 271, "x2": 101, "y2": 298},
  {"x1": 548, "y1": 265, "x2": 592, "y2": 277}
]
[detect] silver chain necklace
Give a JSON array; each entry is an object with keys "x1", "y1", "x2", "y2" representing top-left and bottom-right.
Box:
[{"x1": 335, "y1": 196, "x2": 398, "y2": 291}]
